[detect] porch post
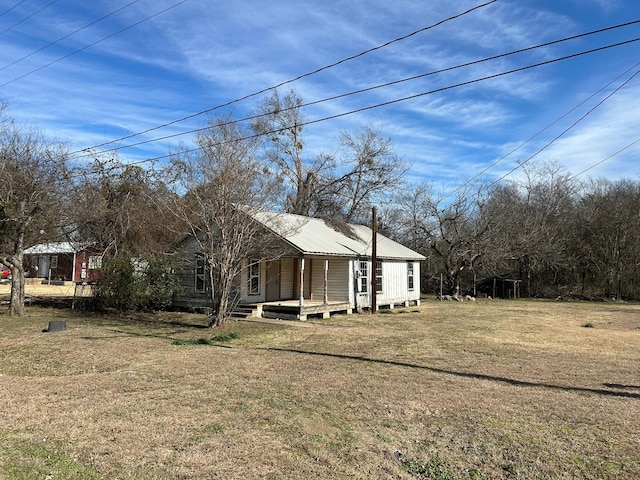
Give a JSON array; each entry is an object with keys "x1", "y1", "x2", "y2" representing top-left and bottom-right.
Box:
[
  {"x1": 323, "y1": 259, "x2": 328, "y2": 305},
  {"x1": 299, "y1": 258, "x2": 305, "y2": 307},
  {"x1": 72, "y1": 251, "x2": 77, "y2": 283}
]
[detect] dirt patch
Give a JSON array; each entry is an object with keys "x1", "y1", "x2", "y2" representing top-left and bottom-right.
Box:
[{"x1": 0, "y1": 281, "x2": 86, "y2": 298}]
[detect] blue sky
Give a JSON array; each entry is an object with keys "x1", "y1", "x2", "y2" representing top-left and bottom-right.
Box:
[{"x1": 1, "y1": 0, "x2": 639, "y2": 191}]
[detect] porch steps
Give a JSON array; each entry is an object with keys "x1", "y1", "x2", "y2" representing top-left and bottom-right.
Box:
[{"x1": 229, "y1": 304, "x2": 260, "y2": 320}]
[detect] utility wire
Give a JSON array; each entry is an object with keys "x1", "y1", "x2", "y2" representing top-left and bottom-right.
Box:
[
  {"x1": 69, "y1": 20, "x2": 640, "y2": 160},
  {"x1": 486, "y1": 68, "x2": 640, "y2": 189},
  {"x1": 0, "y1": 0, "x2": 61, "y2": 37},
  {"x1": 0, "y1": 0, "x2": 26, "y2": 18},
  {"x1": 570, "y1": 137, "x2": 640, "y2": 180},
  {"x1": 1, "y1": 0, "x2": 142, "y2": 71},
  {"x1": 444, "y1": 60, "x2": 640, "y2": 200},
  {"x1": 72, "y1": 36, "x2": 639, "y2": 177},
  {"x1": 75, "y1": 0, "x2": 498, "y2": 152},
  {"x1": 0, "y1": 0, "x2": 190, "y2": 87}
]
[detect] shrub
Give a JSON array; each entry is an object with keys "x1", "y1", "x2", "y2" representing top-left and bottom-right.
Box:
[{"x1": 94, "y1": 252, "x2": 183, "y2": 311}]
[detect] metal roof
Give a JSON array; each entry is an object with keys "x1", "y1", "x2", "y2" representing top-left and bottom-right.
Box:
[
  {"x1": 250, "y1": 210, "x2": 425, "y2": 260},
  {"x1": 23, "y1": 242, "x2": 86, "y2": 255}
]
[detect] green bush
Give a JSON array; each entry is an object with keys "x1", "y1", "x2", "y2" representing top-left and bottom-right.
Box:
[{"x1": 94, "y1": 252, "x2": 183, "y2": 311}]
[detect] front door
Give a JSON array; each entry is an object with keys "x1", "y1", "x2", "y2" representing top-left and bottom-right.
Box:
[
  {"x1": 265, "y1": 260, "x2": 280, "y2": 301},
  {"x1": 38, "y1": 256, "x2": 49, "y2": 278}
]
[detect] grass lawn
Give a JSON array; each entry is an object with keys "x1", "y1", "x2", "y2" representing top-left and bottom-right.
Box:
[{"x1": 0, "y1": 299, "x2": 638, "y2": 479}]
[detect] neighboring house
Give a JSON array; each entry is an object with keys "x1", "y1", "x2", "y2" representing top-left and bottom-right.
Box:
[
  {"x1": 23, "y1": 242, "x2": 103, "y2": 283},
  {"x1": 174, "y1": 210, "x2": 425, "y2": 320}
]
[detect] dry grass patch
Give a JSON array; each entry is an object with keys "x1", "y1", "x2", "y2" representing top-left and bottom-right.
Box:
[{"x1": 0, "y1": 300, "x2": 639, "y2": 479}]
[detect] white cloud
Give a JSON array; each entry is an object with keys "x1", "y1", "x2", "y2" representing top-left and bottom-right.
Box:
[
  {"x1": 538, "y1": 85, "x2": 640, "y2": 178},
  {"x1": 1, "y1": 0, "x2": 638, "y2": 188}
]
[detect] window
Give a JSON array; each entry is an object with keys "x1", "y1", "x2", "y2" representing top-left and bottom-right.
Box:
[
  {"x1": 195, "y1": 255, "x2": 207, "y2": 293},
  {"x1": 359, "y1": 260, "x2": 368, "y2": 293},
  {"x1": 358, "y1": 261, "x2": 369, "y2": 293},
  {"x1": 88, "y1": 255, "x2": 102, "y2": 269},
  {"x1": 50, "y1": 255, "x2": 58, "y2": 269},
  {"x1": 248, "y1": 259, "x2": 260, "y2": 296},
  {"x1": 376, "y1": 261, "x2": 383, "y2": 294},
  {"x1": 408, "y1": 262, "x2": 415, "y2": 291}
]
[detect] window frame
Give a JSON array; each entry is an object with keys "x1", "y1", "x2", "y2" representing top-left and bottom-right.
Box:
[
  {"x1": 194, "y1": 255, "x2": 207, "y2": 293},
  {"x1": 407, "y1": 262, "x2": 415, "y2": 291},
  {"x1": 248, "y1": 259, "x2": 261, "y2": 296},
  {"x1": 359, "y1": 260, "x2": 368, "y2": 293},
  {"x1": 375, "y1": 260, "x2": 383, "y2": 294},
  {"x1": 88, "y1": 255, "x2": 102, "y2": 270}
]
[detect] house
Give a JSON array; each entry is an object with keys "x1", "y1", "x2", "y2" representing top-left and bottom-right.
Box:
[
  {"x1": 23, "y1": 242, "x2": 103, "y2": 283},
  {"x1": 174, "y1": 210, "x2": 425, "y2": 320}
]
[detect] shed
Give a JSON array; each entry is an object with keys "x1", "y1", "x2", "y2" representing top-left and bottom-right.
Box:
[{"x1": 23, "y1": 242, "x2": 103, "y2": 283}]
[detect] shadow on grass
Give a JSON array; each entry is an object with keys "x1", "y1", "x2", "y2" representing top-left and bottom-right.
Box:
[
  {"x1": 111, "y1": 314, "x2": 210, "y2": 330},
  {"x1": 603, "y1": 383, "x2": 640, "y2": 390},
  {"x1": 266, "y1": 347, "x2": 640, "y2": 399},
  {"x1": 78, "y1": 330, "x2": 185, "y2": 343},
  {"x1": 75, "y1": 316, "x2": 208, "y2": 343},
  {"x1": 97, "y1": 329, "x2": 234, "y2": 348},
  {"x1": 71, "y1": 313, "x2": 210, "y2": 332}
]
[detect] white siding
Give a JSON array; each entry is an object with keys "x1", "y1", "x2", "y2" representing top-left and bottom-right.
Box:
[
  {"x1": 239, "y1": 259, "x2": 266, "y2": 303},
  {"x1": 310, "y1": 259, "x2": 325, "y2": 302},
  {"x1": 377, "y1": 260, "x2": 421, "y2": 305},
  {"x1": 179, "y1": 249, "x2": 420, "y2": 310},
  {"x1": 280, "y1": 258, "x2": 294, "y2": 299},
  {"x1": 349, "y1": 260, "x2": 421, "y2": 309},
  {"x1": 380, "y1": 261, "x2": 407, "y2": 301},
  {"x1": 308, "y1": 258, "x2": 350, "y2": 302},
  {"x1": 327, "y1": 259, "x2": 350, "y2": 302}
]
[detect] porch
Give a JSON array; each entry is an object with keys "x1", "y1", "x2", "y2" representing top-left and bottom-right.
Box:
[{"x1": 236, "y1": 299, "x2": 353, "y2": 321}]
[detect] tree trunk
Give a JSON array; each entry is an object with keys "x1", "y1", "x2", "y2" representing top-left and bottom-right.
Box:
[
  {"x1": 207, "y1": 262, "x2": 236, "y2": 327},
  {"x1": 8, "y1": 264, "x2": 25, "y2": 316}
]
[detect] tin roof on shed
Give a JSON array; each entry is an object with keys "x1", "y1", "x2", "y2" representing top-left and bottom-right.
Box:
[
  {"x1": 24, "y1": 242, "x2": 87, "y2": 255},
  {"x1": 250, "y1": 210, "x2": 425, "y2": 260}
]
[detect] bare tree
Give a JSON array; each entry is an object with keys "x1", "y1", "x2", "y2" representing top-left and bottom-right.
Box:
[
  {"x1": 251, "y1": 89, "x2": 316, "y2": 215},
  {"x1": 309, "y1": 125, "x2": 408, "y2": 224},
  {"x1": 253, "y1": 89, "x2": 408, "y2": 222},
  {"x1": 577, "y1": 178, "x2": 640, "y2": 299},
  {"x1": 0, "y1": 118, "x2": 69, "y2": 316},
  {"x1": 169, "y1": 114, "x2": 281, "y2": 326},
  {"x1": 395, "y1": 181, "x2": 490, "y2": 297},
  {"x1": 70, "y1": 155, "x2": 182, "y2": 256},
  {"x1": 482, "y1": 161, "x2": 579, "y2": 297}
]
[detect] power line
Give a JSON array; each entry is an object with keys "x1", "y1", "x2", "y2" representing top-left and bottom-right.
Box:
[
  {"x1": 486, "y1": 67, "x2": 640, "y2": 189},
  {"x1": 0, "y1": 0, "x2": 190, "y2": 87},
  {"x1": 570, "y1": 137, "x2": 640, "y2": 180},
  {"x1": 0, "y1": 0, "x2": 26, "y2": 18},
  {"x1": 74, "y1": 36, "x2": 639, "y2": 177},
  {"x1": 69, "y1": 20, "x2": 640, "y2": 160},
  {"x1": 1, "y1": 0, "x2": 142, "y2": 71},
  {"x1": 0, "y1": 0, "x2": 61, "y2": 37},
  {"x1": 76, "y1": 0, "x2": 499, "y2": 152},
  {"x1": 445, "y1": 60, "x2": 640, "y2": 200}
]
